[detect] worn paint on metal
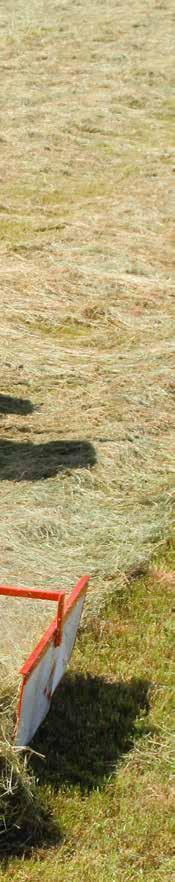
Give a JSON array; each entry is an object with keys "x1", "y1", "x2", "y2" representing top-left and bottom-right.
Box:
[{"x1": 15, "y1": 576, "x2": 88, "y2": 747}]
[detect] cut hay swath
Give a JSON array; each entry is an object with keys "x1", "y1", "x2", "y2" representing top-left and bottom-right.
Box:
[{"x1": 0, "y1": 576, "x2": 88, "y2": 747}]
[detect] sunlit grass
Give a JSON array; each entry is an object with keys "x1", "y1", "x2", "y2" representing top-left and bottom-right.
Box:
[
  {"x1": 0, "y1": 541, "x2": 174, "y2": 879},
  {"x1": 0, "y1": 0, "x2": 174, "y2": 875}
]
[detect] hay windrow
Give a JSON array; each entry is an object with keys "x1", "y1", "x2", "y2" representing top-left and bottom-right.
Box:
[{"x1": 0, "y1": 0, "x2": 174, "y2": 852}]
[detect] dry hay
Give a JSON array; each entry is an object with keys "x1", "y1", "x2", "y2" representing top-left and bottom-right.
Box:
[{"x1": 0, "y1": 0, "x2": 174, "y2": 732}]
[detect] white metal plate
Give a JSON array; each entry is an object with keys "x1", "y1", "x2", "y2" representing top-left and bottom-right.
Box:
[{"x1": 16, "y1": 592, "x2": 85, "y2": 747}]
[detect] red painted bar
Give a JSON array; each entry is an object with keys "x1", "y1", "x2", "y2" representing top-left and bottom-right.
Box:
[
  {"x1": 0, "y1": 585, "x2": 64, "y2": 602},
  {"x1": 19, "y1": 576, "x2": 89, "y2": 677},
  {"x1": 55, "y1": 592, "x2": 65, "y2": 646},
  {"x1": 64, "y1": 574, "x2": 89, "y2": 619},
  {"x1": 20, "y1": 616, "x2": 58, "y2": 677}
]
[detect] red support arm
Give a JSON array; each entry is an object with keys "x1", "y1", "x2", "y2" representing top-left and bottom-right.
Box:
[{"x1": 0, "y1": 585, "x2": 64, "y2": 602}]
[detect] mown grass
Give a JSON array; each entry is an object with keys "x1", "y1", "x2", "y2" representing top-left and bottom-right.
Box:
[
  {"x1": 0, "y1": 539, "x2": 174, "y2": 880},
  {"x1": 0, "y1": 0, "x2": 174, "y2": 876}
]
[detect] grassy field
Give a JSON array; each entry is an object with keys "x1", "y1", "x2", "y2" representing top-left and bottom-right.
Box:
[
  {"x1": 0, "y1": 0, "x2": 174, "y2": 878},
  {"x1": 0, "y1": 543, "x2": 175, "y2": 880}
]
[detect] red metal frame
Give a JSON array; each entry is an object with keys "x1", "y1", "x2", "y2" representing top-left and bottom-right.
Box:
[
  {"x1": 19, "y1": 575, "x2": 88, "y2": 676},
  {"x1": 64, "y1": 575, "x2": 89, "y2": 621},
  {"x1": 55, "y1": 592, "x2": 65, "y2": 647},
  {"x1": 0, "y1": 585, "x2": 64, "y2": 602},
  {"x1": 15, "y1": 575, "x2": 89, "y2": 739},
  {"x1": 0, "y1": 575, "x2": 89, "y2": 678},
  {"x1": 0, "y1": 576, "x2": 89, "y2": 741}
]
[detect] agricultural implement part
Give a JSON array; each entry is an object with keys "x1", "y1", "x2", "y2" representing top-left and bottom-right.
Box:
[{"x1": 0, "y1": 576, "x2": 89, "y2": 747}]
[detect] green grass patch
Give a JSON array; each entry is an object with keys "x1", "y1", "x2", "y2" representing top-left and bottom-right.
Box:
[{"x1": 0, "y1": 542, "x2": 174, "y2": 879}]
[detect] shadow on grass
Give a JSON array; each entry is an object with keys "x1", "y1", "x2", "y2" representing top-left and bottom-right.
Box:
[
  {"x1": 0, "y1": 439, "x2": 96, "y2": 481},
  {"x1": 0, "y1": 394, "x2": 35, "y2": 415},
  {"x1": 0, "y1": 673, "x2": 151, "y2": 860},
  {"x1": 31, "y1": 672, "x2": 151, "y2": 792}
]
